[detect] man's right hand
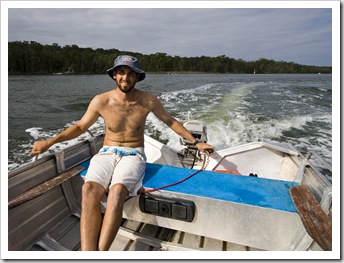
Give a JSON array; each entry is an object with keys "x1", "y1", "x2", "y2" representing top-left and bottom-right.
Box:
[{"x1": 30, "y1": 140, "x2": 52, "y2": 157}]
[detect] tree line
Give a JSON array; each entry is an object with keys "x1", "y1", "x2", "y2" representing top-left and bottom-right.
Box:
[{"x1": 8, "y1": 41, "x2": 332, "y2": 75}]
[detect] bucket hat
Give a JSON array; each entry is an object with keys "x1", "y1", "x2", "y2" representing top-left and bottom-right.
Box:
[{"x1": 107, "y1": 55, "x2": 146, "y2": 82}]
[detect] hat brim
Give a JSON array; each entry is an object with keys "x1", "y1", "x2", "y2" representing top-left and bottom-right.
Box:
[{"x1": 107, "y1": 66, "x2": 145, "y2": 82}]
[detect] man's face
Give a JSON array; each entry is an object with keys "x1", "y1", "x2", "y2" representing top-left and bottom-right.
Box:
[{"x1": 114, "y1": 66, "x2": 139, "y2": 93}]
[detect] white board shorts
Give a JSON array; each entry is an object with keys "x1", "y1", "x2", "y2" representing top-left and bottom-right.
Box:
[{"x1": 85, "y1": 146, "x2": 146, "y2": 196}]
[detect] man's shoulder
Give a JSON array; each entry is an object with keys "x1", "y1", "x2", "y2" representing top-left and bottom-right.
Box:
[
  {"x1": 90, "y1": 91, "x2": 113, "y2": 106},
  {"x1": 94, "y1": 90, "x2": 113, "y2": 100},
  {"x1": 138, "y1": 89, "x2": 154, "y2": 98}
]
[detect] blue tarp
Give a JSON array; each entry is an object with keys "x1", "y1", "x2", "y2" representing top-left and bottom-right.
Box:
[{"x1": 79, "y1": 160, "x2": 298, "y2": 212}]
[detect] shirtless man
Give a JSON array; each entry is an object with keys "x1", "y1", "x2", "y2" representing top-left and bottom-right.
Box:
[{"x1": 30, "y1": 55, "x2": 215, "y2": 251}]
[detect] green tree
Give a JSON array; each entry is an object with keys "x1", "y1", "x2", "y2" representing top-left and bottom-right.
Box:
[{"x1": 8, "y1": 41, "x2": 332, "y2": 75}]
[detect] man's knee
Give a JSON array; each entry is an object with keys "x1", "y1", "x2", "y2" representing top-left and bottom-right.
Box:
[
  {"x1": 109, "y1": 183, "x2": 128, "y2": 195},
  {"x1": 82, "y1": 181, "x2": 105, "y2": 203},
  {"x1": 108, "y1": 183, "x2": 128, "y2": 204}
]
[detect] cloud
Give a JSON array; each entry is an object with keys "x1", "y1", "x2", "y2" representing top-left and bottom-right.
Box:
[{"x1": 8, "y1": 7, "x2": 333, "y2": 66}]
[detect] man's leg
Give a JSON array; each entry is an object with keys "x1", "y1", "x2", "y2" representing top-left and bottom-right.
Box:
[
  {"x1": 80, "y1": 181, "x2": 106, "y2": 251},
  {"x1": 98, "y1": 183, "x2": 128, "y2": 251}
]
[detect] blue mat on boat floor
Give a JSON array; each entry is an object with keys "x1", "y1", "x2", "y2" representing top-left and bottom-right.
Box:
[{"x1": 78, "y1": 161, "x2": 298, "y2": 212}]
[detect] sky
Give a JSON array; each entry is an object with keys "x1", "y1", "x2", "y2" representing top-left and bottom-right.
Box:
[{"x1": 5, "y1": 1, "x2": 337, "y2": 67}]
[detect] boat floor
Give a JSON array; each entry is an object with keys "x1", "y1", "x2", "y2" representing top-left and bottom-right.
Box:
[
  {"x1": 111, "y1": 219, "x2": 264, "y2": 251},
  {"x1": 29, "y1": 215, "x2": 263, "y2": 251}
]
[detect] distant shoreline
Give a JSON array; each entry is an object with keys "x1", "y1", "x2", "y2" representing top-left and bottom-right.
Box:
[
  {"x1": 8, "y1": 72, "x2": 331, "y2": 76},
  {"x1": 8, "y1": 41, "x2": 332, "y2": 75}
]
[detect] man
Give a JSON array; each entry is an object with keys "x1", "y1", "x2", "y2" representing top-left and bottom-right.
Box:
[{"x1": 30, "y1": 55, "x2": 215, "y2": 251}]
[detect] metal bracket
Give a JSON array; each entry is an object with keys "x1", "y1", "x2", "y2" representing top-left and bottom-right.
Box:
[
  {"x1": 86, "y1": 129, "x2": 98, "y2": 156},
  {"x1": 54, "y1": 151, "x2": 65, "y2": 173}
]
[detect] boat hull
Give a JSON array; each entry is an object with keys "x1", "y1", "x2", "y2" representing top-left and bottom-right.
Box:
[
  {"x1": 121, "y1": 163, "x2": 308, "y2": 251},
  {"x1": 7, "y1": 133, "x2": 331, "y2": 252},
  {"x1": 124, "y1": 192, "x2": 306, "y2": 251}
]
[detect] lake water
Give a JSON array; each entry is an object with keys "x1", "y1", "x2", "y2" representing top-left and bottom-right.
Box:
[{"x1": 8, "y1": 73, "x2": 332, "y2": 177}]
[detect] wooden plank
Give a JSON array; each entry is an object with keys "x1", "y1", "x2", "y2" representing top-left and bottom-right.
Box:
[
  {"x1": 289, "y1": 185, "x2": 332, "y2": 251},
  {"x1": 8, "y1": 166, "x2": 84, "y2": 209}
]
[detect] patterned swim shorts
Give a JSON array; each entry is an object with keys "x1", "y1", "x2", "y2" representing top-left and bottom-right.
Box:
[{"x1": 85, "y1": 146, "x2": 146, "y2": 196}]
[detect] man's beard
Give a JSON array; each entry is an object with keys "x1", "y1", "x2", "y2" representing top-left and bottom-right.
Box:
[
  {"x1": 117, "y1": 84, "x2": 134, "y2": 93},
  {"x1": 116, "y1": 80, "x2": 135, "y2": 93}
]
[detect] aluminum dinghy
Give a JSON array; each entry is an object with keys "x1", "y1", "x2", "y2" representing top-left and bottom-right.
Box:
[{"x1": 7, "y1": 121, "x2": 332, "y2": 252}]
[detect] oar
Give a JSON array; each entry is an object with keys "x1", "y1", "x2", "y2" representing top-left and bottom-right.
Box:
[
  {"x1": 8, "y1": 166, "x2": 85, "y2": 209},
  {"x1": 289, "y1": 185, "x2": 332, "y2": 251}
]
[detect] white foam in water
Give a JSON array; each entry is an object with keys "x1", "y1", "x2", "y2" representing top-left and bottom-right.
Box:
[
  {"x1": 147, "y1": 80, "x2": 332, "y2": 168},
  {"x1": 151, "y1": 83, "x2": 290, "y2": 148},
  {"x1": 9, "y1": 76, "x2": 332, "y2": 173},
  {"x1": 10, "y1": 118, "x2": 106, "y2": 170},
  {"x1": 159, "y1": 84, "x2": 221, "y2": 103},
  {"x1": 47, "y1": 118, "x2": 105, "y2": 153},
  {"x1": 146, "y1": 113, "x2": 184, "y2": 152},
  {"x1": 25, "y1": 127, "x2": 43, "y2": 140},
  {"x1": 206, "y1": 114, "x2": 312, "y2": 148}
]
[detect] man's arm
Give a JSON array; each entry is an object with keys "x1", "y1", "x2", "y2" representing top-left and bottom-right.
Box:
[
  {"x1": 30, "y1": 96, "x2": 101, "y2": 156},
  {"x1": 151, "y1": 96, "x2": 215, "y2": 153}
]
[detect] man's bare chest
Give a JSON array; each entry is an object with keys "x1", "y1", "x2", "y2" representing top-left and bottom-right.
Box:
[{"x1": 100, "y1": 103, "x2": 150, "y2": 132}]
